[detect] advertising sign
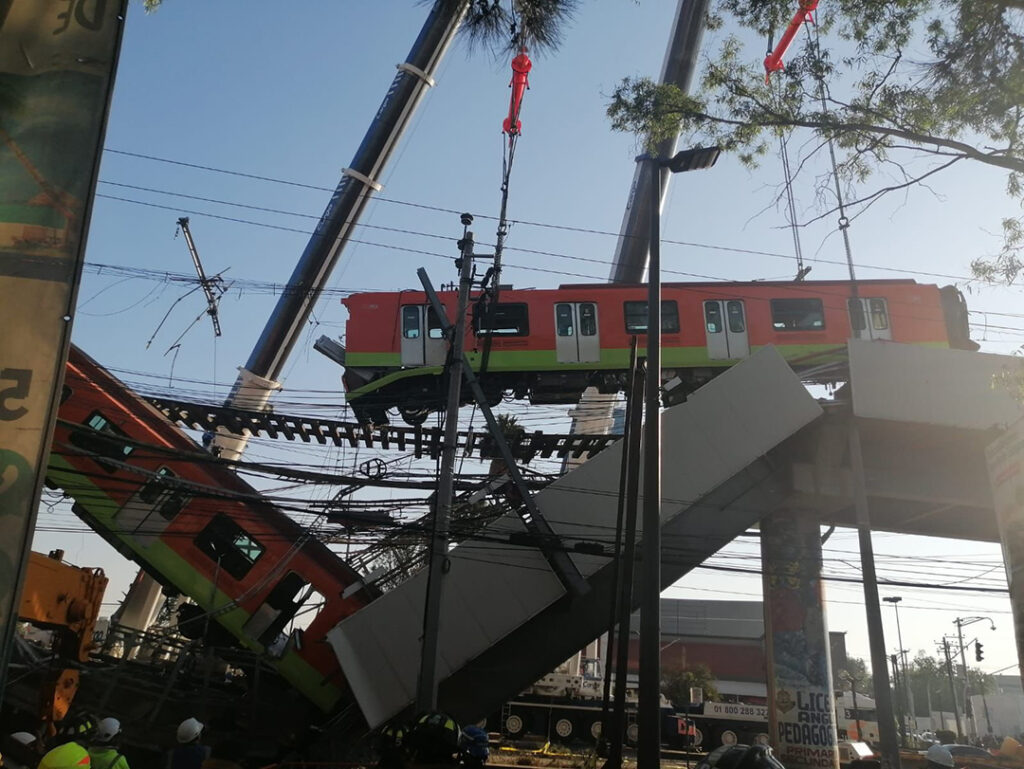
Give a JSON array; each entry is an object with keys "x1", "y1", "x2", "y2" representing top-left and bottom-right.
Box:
[
  {"x1": 986, "y1": 419, "x2": 1024, "y2": 688},
  {"x1": 762, "y1": 512, "x2": 840, "y2": 769},
  {"x1": 0, "y1": 0, "x2": 126, "y2": 692}
]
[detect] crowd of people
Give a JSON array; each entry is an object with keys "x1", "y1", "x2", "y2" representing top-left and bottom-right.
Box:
[{"x1": 0, "y1": 714, "x2": 227, "y2": 769}]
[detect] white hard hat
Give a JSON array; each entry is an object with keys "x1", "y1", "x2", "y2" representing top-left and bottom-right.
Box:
[
  {"x1": 176, "y1": 718, "x2": 204, "y2": 744},
  {"x1": 927, "y1": 744, "x2": 954, "y2": 768},
  {"x1": 10, "y1": 732, "x2": 36, "y2": 746},
  {"x1": 95, "y1": 718, "x2": 121, "y2": 744}
]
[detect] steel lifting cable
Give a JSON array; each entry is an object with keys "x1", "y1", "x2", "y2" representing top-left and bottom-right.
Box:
[
  {"x1": 480, "y1": 14, "x2": 532, "y2": 375},
  {"x1": 808, "y1": 16, "x2": 859, "y2": 285},
  {"x1": 766, "y1": 28, "x2": 809, "y2": 281}
]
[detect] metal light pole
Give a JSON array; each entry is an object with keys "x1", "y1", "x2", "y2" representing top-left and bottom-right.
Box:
[
  {"x1": 415, "y1": 215, "x2": 475, "y2": 712},
  {"x1": 954, "y1": 616, "x2": 996, "y2": 740},
  {"x1": 638, "y1": 146, "x2": 720, "y2": 769},
  {"x1": 884, "y1": 596, "x2": 912, "y2": 743}
]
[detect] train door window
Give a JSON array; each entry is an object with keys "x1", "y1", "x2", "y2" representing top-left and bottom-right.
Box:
[
  {"x1": 869, "y1": 298, "x2": 889, "y2": 331},
  {"x1": 401, "y1": 306, "x2": 421, "y2": 339},
  {"x1": 727, "y1": 301, "x2": 746, "y2": 333},
  {"x1": 848, "y1": 298, "x2": 867, "y2": 332},
  {"x1": 555, "y1": 303, "x2": 574, "y2": 336},
  {"x1": 69, "y1": 411, "x2": 134, "y2": 472},
  {"x1": 243, "y1": 571, "x2": 326, "y2": 648},
  {"x1": 475, "y1": 303, "x2": 529, "y2": 336},
  {"x1": 138, "y1": 467, "x2": 189, "y2": 521},
  {"x1": 555, "y1": 303, "x2": 601, "y2": 363},
  {"x1": 195, "y1": 514, "x2": 264, "y2": 581},
  {"x1": 623, "y1": 301, "x2": 680, "y2": 334},
  {"x1": 426, "y1": 306, "x2": 445, "y2": 339},
  {"x1": 704, "y1": 302, "x2": 723, "y2": 334},
  {"x1": 770, "y1": 298, "x2": 825, "y2": 331},
  {"x1": 579, "y1": 303, "x2": 597, "y2": 336},
  {"x1": 704, "y1": 300, "x2": 750, "y2": 360}
]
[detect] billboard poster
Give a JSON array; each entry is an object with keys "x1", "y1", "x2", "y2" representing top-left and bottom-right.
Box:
[
  {"x1": 985, "y1": 420, "x2": 1024, "y2": 690},
  {"x1": 762, "y1": 512, "x2": 840, "y2": 769},
  {"x1": 0, "y1": 0, "x2": 126, "y2": 692}
]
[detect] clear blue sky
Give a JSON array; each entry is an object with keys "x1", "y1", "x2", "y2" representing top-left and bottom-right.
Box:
[{"x1": 34, "y1": 1, "x2": 1022, "y2": 683}]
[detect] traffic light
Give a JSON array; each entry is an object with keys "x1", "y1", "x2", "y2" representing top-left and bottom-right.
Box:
[{"x1": 975, "y1": 641, "x2": 985, "y2": 662}]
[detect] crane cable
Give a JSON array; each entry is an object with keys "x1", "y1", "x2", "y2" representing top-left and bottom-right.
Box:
[
  {"x1": 479, "y1": 15, "x2": 532, "y2": 376},
  {"x1": 808, "y1": 14, "x2": 859, "y2": 286},
  {"x1": 766, "y1": 27, "x2": 809, "y2": 281}
]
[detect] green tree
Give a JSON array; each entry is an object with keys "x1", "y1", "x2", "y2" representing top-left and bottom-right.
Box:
[
  {"x1": 839, "y1": 655, "x2": 873, "y2": 696},
  {"x1": 662, "y1": 664, "x2": 721, "y2": 708},
  {"x1": 606, "y1": 0, "x2": 1024, "y2": 279}
]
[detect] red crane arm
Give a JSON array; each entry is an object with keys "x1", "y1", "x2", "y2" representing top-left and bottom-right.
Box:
[
  {"x1": 502, "y1": 47, "x2": 533, "y2": 136},
  {"x1": 763, "y1": 0, "x2": 819, "y2": 82}
]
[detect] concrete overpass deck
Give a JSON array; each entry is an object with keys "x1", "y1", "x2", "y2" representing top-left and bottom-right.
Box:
[{"x1": 326, "y1": 340, "x2": 1024, "y2": 731}]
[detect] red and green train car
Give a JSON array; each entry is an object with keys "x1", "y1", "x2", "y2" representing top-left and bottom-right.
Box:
[
  {"x1": 48, "y1": 345, "x2": 373, "y2": 712},
  {"x1": 339, "y1": 279, "x2": 976, "y2": 425}
]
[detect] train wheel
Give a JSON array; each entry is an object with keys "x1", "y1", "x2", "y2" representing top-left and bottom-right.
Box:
[
  {"x1": 590, "y1": 721, "x2": 603, "y2": 740},
  {"x1": 626, "y1": 723, "x2": 639, "y2": 745},
  {"x1": 399, "y1": 407, "x2": 430, "y2": 426},
  {"x1": 719, "y1": 729, "x2": 738, "y2": 746},
  {"x1": 554, "y1": 718, "x2": 574, "y2": 740},
  {"x1": 505, "y1": 714, "x2": 524, "y2": 737},
  {"x1": 755, "y1": 733, "x2": 770, "y2": 746}
]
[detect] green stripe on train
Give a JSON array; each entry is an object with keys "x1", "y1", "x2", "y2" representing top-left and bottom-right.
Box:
[
  {"x1": 346, "y1": 342, "x2": 950, "y2": 402},
  {"x1": 45, "y1": 455, "x2": 343, "y2": 711}
]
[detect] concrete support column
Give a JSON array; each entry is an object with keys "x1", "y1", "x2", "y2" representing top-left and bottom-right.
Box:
[{"x1": 762, "y1": 511, "x2": 840, "y2": 769}]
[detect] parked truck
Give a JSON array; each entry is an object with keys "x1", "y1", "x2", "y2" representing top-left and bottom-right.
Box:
[{"x1": 496, "y1": 654, "x2": 696, "y2": 748}]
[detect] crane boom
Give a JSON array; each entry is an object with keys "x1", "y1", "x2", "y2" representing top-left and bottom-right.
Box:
[{"x1": 764, "y1": 0, "x2": 819, "y2": 81}]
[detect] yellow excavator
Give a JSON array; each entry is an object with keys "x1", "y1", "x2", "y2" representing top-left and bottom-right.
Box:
[{"x1": 17, "y1": 550, "x2": 107, "y2": 727}]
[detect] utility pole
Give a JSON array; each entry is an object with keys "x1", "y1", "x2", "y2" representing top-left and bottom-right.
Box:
[
  {"x1": 415, "y1": 214, "x2": 475, "y2": 712},
  {"x1": 884, "y1": 596, "x2": 913, "y2": 744},
  {"x1": 638, "y1": 161, "x2": 664, "y2": 769},
  {"x1": 850, "y1": 423, "x2": 902, "y2": 769},
  {"x1": 953, "y1": 616, "x2": 995, "y2": 740},
  {"x1": 941, "y1": 639, "x2": 964, "y2": 740}
]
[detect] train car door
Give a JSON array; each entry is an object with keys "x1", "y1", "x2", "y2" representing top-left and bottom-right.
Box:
[
  {"x1": 554, "y1": 302, "x2": 600, "y2": 363},
  {"x1": 847, "y1": 297, "x2": 892, "y2": 341},
  {"x1": 114, "y1": 467, "x2": 189, "y2": 547},
  {"x1": 703, "y1": 300, "x2": 749, "y2": 359},
  {"x1": 400, "y1": 305, "x2": 447, "y2": 367}
]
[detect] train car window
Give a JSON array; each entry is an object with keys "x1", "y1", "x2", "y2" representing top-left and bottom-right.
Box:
[
  {"x1": 848, "y1": 298, "x2": 867, "y2": 331},
  {"x1": 195, "y1": 514, "x2": 265, "y2": 580},
  {"x1": 138, "y1": 467, "x2": 190, "y2": 521},
  {"x1": 401, "y1": 306, "x2": 420, "y2": 339},
  {"x1": 555, "y1": 304, "x2": 574, "y2": 336},
  {"x1": 474, "y1": 302, "x2": 529, "y2": 336},
  {"x1": 869, "y1": 298, "x2": 889, "y2": 330},
  {"x1": 69, "y1": 411, "x2": 134, "y2": 472},
  {"x1": 770, "y1": 298, "x2": 825, "y2": 331},
  {"x1": 704, "y1": 303, "x2": 723, "y2": 333},
  {"x1": 426, "y1": 306, "x2": 445, "y2": 339},
  {"x1": 727, "y1": 301, "x2": 746, "y2": 333},
  {"x1": 624, "y1": 301, "x2": 680, "y2": 334},
  {"x1": 579, "y1": 303, "x2": 598, "y2": 336}
]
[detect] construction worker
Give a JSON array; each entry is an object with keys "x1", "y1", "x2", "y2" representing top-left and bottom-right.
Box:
[
  {"x1": 695, "y1": 744, "x2": 787, "y2": 769},
  {"x1": 407, "y1": 712, "x2": 461, "y2": 766},
  {"x1": 376, "y1": 721, "x2": 408, "y2": 769},
  {"x1": 37, "y1": 742, "x2": 90, "y2": 769},
  {"x1": 926, "y1": 744, "x2": 956, "y2": 769},
  {"x1": 52, "y1": 714, "x2": 97, "y2": 749},
  {"x1": 3, "y1": 732, "x2": 39, "y2": 769},
  {"x1": 88, "y1": 719, "x2": 128, "y2": 769},
  {"x1": 167, "y1": 719, "x2": 209, "y2": 769}
]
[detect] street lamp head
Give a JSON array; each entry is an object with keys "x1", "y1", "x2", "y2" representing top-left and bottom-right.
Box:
[
  {"x1": 883, "y1": 596, "x2": 902, "y2": 604},
  {"x1": 664, "y1": 146, "x2": 722, "y2": 174}
]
